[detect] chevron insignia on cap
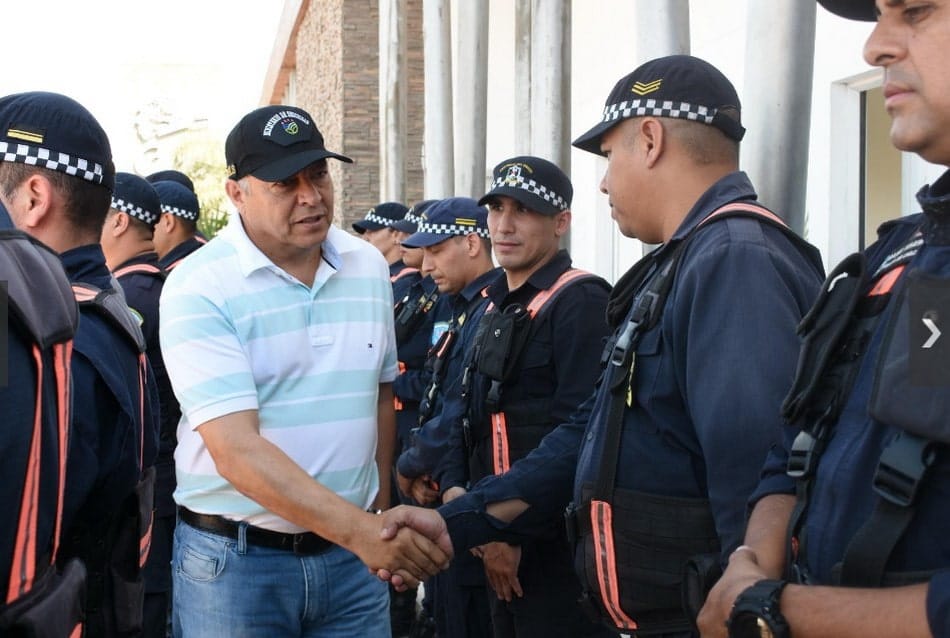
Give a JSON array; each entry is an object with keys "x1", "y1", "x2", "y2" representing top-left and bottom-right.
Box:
[{"x1": 631, "y1": 79, "x2": 662, "y2": 96}]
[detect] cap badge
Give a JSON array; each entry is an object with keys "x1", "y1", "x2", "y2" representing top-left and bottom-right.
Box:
[
  {"x1": 631, "y1": 79, "x2": 662, "y2": 96},
  {"x1": 504, "y1": 164, "x2": 523, "y2": 186},
  {"x1": 6, "y1": 125, "x2": 44, "y2": 144}
]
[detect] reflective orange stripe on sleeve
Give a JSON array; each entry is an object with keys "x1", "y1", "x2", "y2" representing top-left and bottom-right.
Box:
[
  {"x1": 394, "y1": 361, "x2": 407, "y2": 411},
  {"x1": 590, "y1": 500, "x2": 638, "y2": 631},
  {"x1": 491, "y1": 412, "x2": 511, "y2": 475},
  {"x1": 139, "y1": 512, "x2": 154, "y2": 568}
]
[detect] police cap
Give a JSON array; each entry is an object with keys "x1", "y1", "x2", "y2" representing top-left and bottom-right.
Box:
[
  {"x1": 146, "y1": 169, "x2": 195, "y2": 193},
  {"x1": 479, "y1": 156, "x2": 572, "y2": 216},
  {"x1": 573, "y1": 55, "x2": 745, "y2": 156},
  {"x1": 392, "y1": 199, "x2": 439, "y2": 234},
  {"x1": 111, "y1": 173, "x2": 162, "y2": 229},
  {"x1": 401, "y1": 197, "x2": 489, "y2": 248},
  {"x1": 0, "y1": 91, "x2": 115, "y2": 191},
  {"x1": 152, "y1": 180, "x2": 200, "y2": 222},
  {"x1": 352, "y1": 202, "x2": 410, "y2": 234}
]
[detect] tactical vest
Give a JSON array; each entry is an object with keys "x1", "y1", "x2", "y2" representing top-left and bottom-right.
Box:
[
  {"x1": 68, "y1": 282, "x2": 156, "y2": 637},
  {"x1": 394, "y1": 276, "x2": 440, "y2": 348},
  {"x1": 462, "y1": 269, "x2": 608, "y2": 476},
  {"x1": 0, "y1": 230, "x2": 85, "y2": 638},
  {"x1": 416, "y1": 289, "x2": 487, "y2": 428},
  {"x1": 567, "y1": 203, "x2": 819, "y2": 636},
  {"x1": 783, "y1": 184, "x2": 950, "y2": 588}
]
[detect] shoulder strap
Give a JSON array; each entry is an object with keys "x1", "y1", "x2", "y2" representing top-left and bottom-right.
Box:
[
  {"x1": 0, "y1": 230, "x2": 78, "y2": 348},
  {"x1": 391, "y1": 265, "x2": 419, "y2": 283},
  {"x1": 71, "y1": 283, "x2": 147, "y2": 354},
  {"x1": 526, "y1": 268, "x2": 609, "y2": 318},
  {"x1": 113, "y1": 263, "x2": 166, "y2": 281}
]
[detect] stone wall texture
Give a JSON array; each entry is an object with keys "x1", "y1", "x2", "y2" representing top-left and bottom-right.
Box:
[{"x1": 293, "y1": 0, "x2": 425, "y2": 231}]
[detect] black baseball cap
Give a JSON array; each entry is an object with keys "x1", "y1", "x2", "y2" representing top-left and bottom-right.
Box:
[
  {"x1": 225, "y1": 105, "x2": 352, "y2": 182},
  {"x1": 392, "y1": 199, "x2": 439, "y2": 234},
  {"x1": 573, "y1": 54, "x2": 745, "y2": 156},
  {"x1": 153, "y1": 180, "x2": 200, "y2": 222},
  {"x1": 111, "y1": 173, "x2": 162, "y2": 229},
  {"x1": 0, "y1": 91, "x2": 115, "y2": 191},
  {"x1": 147, "y1": 169, "x2": 195, "y2": 193},
  {"x1": 478, "y1": 156, "x2": 572, "y2": 216},
  {"x1": 817, "y1": 0, "x2": 876, "y2": 20},
  {"x1": 352, "y1": 202, "x2": 410, "y2": 234}
]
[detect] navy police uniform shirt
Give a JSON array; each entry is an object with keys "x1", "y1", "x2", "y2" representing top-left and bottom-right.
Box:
[
  {"x1": 113, "y1": 252, "x2": 177, "y2": 518},
  {"x1": 396, "y1": 267, "x2": 501, "y2": 480},
  {"x1": 439, "y1": 172, "x2": 824, "y2": 566},
  {"x1": 58, "y1": 245, "x2": 159, "y2": 546},
  {"x1": 752, "y1": 169, "x2": 950, "y2": 635},
  {"x1": 438, "y1": 250, "x2": 610, "y2": 492},
  {"x1": 158, "y1": 236, "x2": 205, "y2": 273}
]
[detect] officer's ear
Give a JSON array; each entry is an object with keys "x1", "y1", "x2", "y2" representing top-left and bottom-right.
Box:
[
  {"x1": 225, "y1": 177, "x2": 246, "y2": 211},
  {"x1": 9, "y1": 172, "x2": 57, "y2": 231},
  {"x1": 105, "y1": 210, "x2": 130, "y2": 237},
  {"x1": 554, "y1": 210, "x2": 571, "y2": 237},
  {"x1": 639, "y1": 117, "x2": 666, "y2": 169}
]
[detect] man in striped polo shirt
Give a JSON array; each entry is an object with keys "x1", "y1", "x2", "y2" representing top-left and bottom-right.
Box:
[{"x1": 159, "y1": 104, "x2": 450, "y2": 638}]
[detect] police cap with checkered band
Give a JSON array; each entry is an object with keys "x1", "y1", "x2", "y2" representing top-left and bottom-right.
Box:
[
  {"x1": 153, "y1": 180, "x2": 200, "y2": 223},
  {"x1": 226, "y1": 104, "x2": 353, "y2": 183},
  {"x1": 478, "y1": 156, "x2": 572, "y2": 216},
  {"x1": 401, "y1": 197, "x2": 489, "y2": 248},
  {"x1": 816, "y1": 0, "x2": 876, "y2": 21},
  {"x1": 572, "y1": 54, "x2": 745, "y2": 156},
  {"x1": 0, "y1": 91, "x2": 115, "y2": 192},
  {"x1": 392, "y1": 199, "x2": 439, "y2": 234},
  {"x1": 111, "y1": 173, "x2": 162, "y2": 229},
  {"x1": 352, "y1": 202, "x2": 410, "y2": 234},
  {"x1": 147, "y1": 169, "x2": 195, "y2": 193}
]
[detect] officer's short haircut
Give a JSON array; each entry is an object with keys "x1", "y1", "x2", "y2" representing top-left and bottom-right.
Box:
[
  {"x1": 107, "y1": 207, "x2": 155, "y2": 240},
  {"x1": 665, "y1": 108, "x2": 740, "y2": 166},
  {"x1": 0, "y1": 161, "x2": 111, "y2": 239}
]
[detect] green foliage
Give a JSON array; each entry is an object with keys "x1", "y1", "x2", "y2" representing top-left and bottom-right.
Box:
[{"x1": 171, "y1": 132, "x2": 231, "y2": 239}]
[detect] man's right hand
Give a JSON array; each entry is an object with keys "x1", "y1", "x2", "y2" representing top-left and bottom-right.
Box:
[
  {"x1": 352, "y1": 509, "x2": 451, "y2": 591},
  {"x1": 376, "y1": 505, "x2": 454, "y2": 589}
]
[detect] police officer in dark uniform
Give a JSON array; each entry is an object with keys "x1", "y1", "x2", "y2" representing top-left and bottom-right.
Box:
[
  {"x1": 150, "y1": 177, "x2": 205, "y2": 272},
  {"x1": 435, "y1": 156, "x2": 612, "y2": 638},
  {"x1": 378, "y1": 55, "x2": 824, "y2": 637},
  {"x1": 100, "y1": 173, "x2": 177, "y2": 638},
  {"x1": 0, "y1": 91, "x2": 160, "y2": 637},
  {"x1": 397, "y1": 198, "x2": 500, "y2": 638},
  {"x1": 0, "y1": 201, "x2": 85, "y2": 635},
  {"x1": 699, "y1": 3, "x2": 950, "y2": 637}
]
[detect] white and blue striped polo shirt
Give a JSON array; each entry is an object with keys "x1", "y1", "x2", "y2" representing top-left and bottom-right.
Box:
[{"x1": 159, "y1": 218, "x2": 397, "y2": 532}]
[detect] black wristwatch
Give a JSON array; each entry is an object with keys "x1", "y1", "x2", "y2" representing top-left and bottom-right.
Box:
[{"x1": 727, "y1": 579, "x2": 790, "y2": 638}]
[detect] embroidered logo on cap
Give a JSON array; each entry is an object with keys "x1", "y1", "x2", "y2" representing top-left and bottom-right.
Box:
[
  {"x1": 262, "y1": 110, "x2": 310, "y2": 137},
  {"x1": 631, "y1": 79, "x2": 662, "y2": 96},
  {"x1": 504, "y1": 164, "x2": 523, "y2": 186},
  {"x1": 6, "y1": 125, "x2": 44, "y2": 144}
]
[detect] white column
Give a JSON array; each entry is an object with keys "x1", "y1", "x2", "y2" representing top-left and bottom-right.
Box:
[
  {"x1": 514, "y1": 0, "x2": 532, "y2": 155},
  {"x1": 423, "y1": 0, "x2": 454, "y2": 198},
  {"x1": 379, "y1": 0, "x2": 407, "y2": 202},
  {"x1": 632, "y1": 0, "x2": 690, "y2": 61},
  {"x1": 743, "y1": 1, "x2": 817, "y2": 235},
  {"x1": 529, "y1": 0, "x2": 570, "y2": 171},
  {"x1": 454, "y1": 0, "x2": 489, "y2": 198}
]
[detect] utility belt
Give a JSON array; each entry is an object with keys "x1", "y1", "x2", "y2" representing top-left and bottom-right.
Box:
[
  {"x1": 565, "y1": 486, "x2": 720, "y2": 636},
  {"x1": 178, "y1": 507, "x2": 335, "y2": 556}
]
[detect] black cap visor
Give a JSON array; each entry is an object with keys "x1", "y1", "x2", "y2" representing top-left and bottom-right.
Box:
[
  {"x1": 817, "y1": 0, "x2": 876, "y2": 21},
  {"x1": 572, "y1": 120, "x2": 620, "y2": 157},
  {"x1": 352, "y1": 219, "x2": 388, "y2": 234},
  {"x1": 244, "y1": 148, "x2": 353, "y2": 182}
]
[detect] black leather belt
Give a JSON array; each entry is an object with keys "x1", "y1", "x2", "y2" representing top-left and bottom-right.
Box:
[{"x1": 178, "y1": 507, "x2": 334, "y2": 556}]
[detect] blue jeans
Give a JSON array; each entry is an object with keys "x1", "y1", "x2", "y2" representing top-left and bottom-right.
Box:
[{"x1": 171, "y1": 518, "x2": 389, "y2": 637}]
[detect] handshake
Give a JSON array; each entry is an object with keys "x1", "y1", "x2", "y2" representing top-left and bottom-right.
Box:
[{"x1": 358, "y1": 506, "x2": 454, "y2": 590}]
